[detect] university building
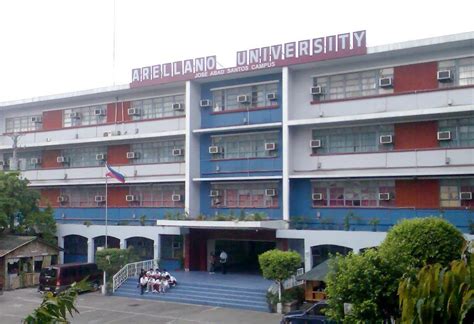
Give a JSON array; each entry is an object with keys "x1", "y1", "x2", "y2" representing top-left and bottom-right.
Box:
[{"x1": 0, "y1": 31, "x2": 473, "y2": 272}]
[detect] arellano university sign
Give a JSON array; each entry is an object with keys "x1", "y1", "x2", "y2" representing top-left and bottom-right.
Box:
[{"x1": 131, "y1": 30, "x2": 366, "y2": 87}]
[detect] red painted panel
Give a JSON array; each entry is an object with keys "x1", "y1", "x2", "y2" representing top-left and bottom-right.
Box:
[
  {"x1": 106, "y1": 103, "x2": 117, "y2": 123},
  {"x1": 395, "y1": 179, "x2": 440, "y2": 208},
  {"x1": 42, "y1": 110, "x2": 63, "y2": 130},
  {"x1": 40, "y1": 188, "x2": 60, "y2": 207},
  {"x1": 107, "y1": 186, "x2": 128, "y2": 207},
  {"x1": 394, "y1": 62, "x2": 438, "y2": 93},
  {"x1": 42, "y1": 150, "x2": 62, "y2": 168},
  {"x1": 107, "y1": 145, "x2": 130, "y2": 165},
  {"x1": 122, "y1": 102, "x2": 132, "y2": 122},
  {"x1": 394, "y1": 121, "x2": 438, "y2": 150}
]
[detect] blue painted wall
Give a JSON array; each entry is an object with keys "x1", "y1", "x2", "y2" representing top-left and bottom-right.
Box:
[
  {"x1": 199, "y1": 182, "x2": 283, "y2": 220},
  {"x1": 290, "y1": 179, "x2": 474, "y2": 233},
  {"x1": 54, "y1": 207, "x2": 185, "y2": 225},
  {"x1": 200, "y1": 73, "x2": 282, "y2": 128},
  {"x1": 200, "y1": 130, "x2": 282, "y2": 177}
]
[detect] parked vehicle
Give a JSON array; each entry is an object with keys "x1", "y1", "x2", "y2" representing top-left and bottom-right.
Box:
[
  {"x1": 281, "y1": 301, "x2": 335, "y2": 324},
  {"x1": 38, "y1": 263, "x2": 102, "y2": 294}
]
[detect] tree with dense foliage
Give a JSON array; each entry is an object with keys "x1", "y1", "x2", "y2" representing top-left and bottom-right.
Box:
[
  {"x1": 379, "y1": 217, "x2": 465, "y2": 269},
  {"x1": 258, "y1": 249, "x2": 301, "y2": 302},
  {"x1": 0, "y1": 172, "x2": 56, "y2": 244},
  {"x1": 23, "y1": 279, "x2": 88, "y2": 323},
  {"x1": 398, "y1": 247, "x2": 474, "y2": 323},
  {"x1": 325, "y1": 217, "x2": 466, "y2": 323},
  {"x1": 95, "y1": 248, "x2": 139, "y2": 282}
]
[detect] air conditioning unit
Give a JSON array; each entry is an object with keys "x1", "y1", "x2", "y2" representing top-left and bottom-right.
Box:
[
  {"x1": 30, "y1": 157, "x2": 42, "y2": 165},
  {"x1": 57, "y1": 195, "x2": 69, "y2": 203},
  {"x1": 311, "y1": 86, "x2": 324, "y2": 96},
  {"x1": 126, "y1": 152, "x2": 139, "y2": 159},
  {"x1": 312, "y1": 193, "x2": 323, "y2": 201},
  {"x1": 127, "y1": 108, "x2": 140, "y2": 116},
  {"x1": 265, "y1": 142, "x2": 276, "y2": 151},
  {"x1": 95, "y1": 195, "x2": 106, "y2": 203},
  {"x1": 265, "y1": 189, "x2": 276, "y2": 197},
  {"x1": 172, "y1": 103, "x2": 184, "y2": 111},
  {"x1": 171, "y1": 194, "x2": 182, "y2": 202},
  {"x1": 96, "y1": 153, "x2": 106, "y2": 161},
  {"x1": 31, "y1": 116, "x2": 42, "y2": 123},
  {"x1": 209, "y1": 190, "x2": 220, "y2": 197},
  {"x1": 172, "y1": 148, "x2": 184, "y2": 156},
  {"x1": 69, "y1": 112, "x2": 81, "y2": 119},
  {"x1": 56, "y1": 156, "x2": 68, "y2": 163},
  {"x1": 310, "y1": 139, "x2": 322, "y2": 148},
  {"x1": 208, "y1": 146, "x2": 221, "y2": 154},
  {"x1": 103, "y1": 130, "x2": 121, "y2": 137},
  {"x1": 200, "y1": 99, "x2": 211, "y2": 108},
  {"x1": 237, "y1": 95, "x2": 250, "y2": 103},
  {"x1": 437, "y1": 131, "x2": 452, "y2": 141},
  {"x1": 378, "y1": 193, "x2": 391, "y2": 201},
  {"x1": 437, "y1": 70, "x2": 453, "y2": 82},
  {"x1": 379, "y1": 135, "x2": 393, "y2": 144},
  {"x1": 125, "y1": 195, "x2": 137, "y2": 202},
  {"x1": 460, "y1": 192, "x2": 473, "y2": 200},
  {"x1": 378, "y1": 77, "x2": 393, "y2": 88},
  {"x1": 266, "y1": 93, "x2": 277, "y2": 101},
  {"x1": 94, "y1": 109, "x2": 106, "y2": 116}
]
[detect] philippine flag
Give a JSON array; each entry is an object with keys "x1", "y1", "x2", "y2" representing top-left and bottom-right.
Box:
[{"x1": 105, "y1": 163, "x2": 126, "y2": 183}]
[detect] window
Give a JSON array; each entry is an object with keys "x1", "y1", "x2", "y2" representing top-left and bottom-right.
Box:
[
  {"x1": 313, "y1": 68, "x2": 393, "y2": 101},
  {"x1": 440, "y1": 179, "x2": 474, "y2": 208},
  {"x1": 312, "y1": 125, "x2": 394, "y2": 154},
  {"x1": 212, "y1": 82, "x2": 278, "y2": 112},
  {"x1": 63, "y1": 104, "x2": 107, "y2": 127},
  {"x1": 129, "y1": 184, "x2": 184, "y2": 207},
  {"x1": 130, "y1": 139, "x2": 185, "y2": 164},
  {"x1": 62, "y1": 146, "x2": 107, "y2": 168},
  {"x1": 438, "y1": 57, "x2": 474, "y2": 87},
  {"x1": 210, "y1": 182, "x2": 278, "y2": 208},
  {"x1": 211, "y1": 131, "x2": 279, "y2": 160},
  {"x1": 5, "y1": 115, "x2": 43, "y2": 133},
  {"x1": 2, "y1": 151, "x2": 42, "y2": 170},
  {"x1": 61, "y1": 186, "x2": 105, "y2": 207},
  {"x1": 438, "y1": 117, "x2": 474, "y2": 148},
  {"x1": 312, "y1": 180, "x2": 395, "y2": 207},
  {"x1": 130, "y1": 94, "x2": 185, "y2": 120},
  {"x1": 161, "y1": 235, "x2": 183, "y2": 259}
]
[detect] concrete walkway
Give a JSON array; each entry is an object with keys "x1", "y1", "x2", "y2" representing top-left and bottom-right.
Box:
[{"x1": 0, "y1": 288, "x2": 281, "y2": 323}]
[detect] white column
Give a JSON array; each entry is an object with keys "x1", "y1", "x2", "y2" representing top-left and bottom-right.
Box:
[
  {"x1": 304, "y1": 241, "x2": 312, "y2": 272},
  {"x1": 120, "y1": 239, "x2": 127, "y2": 249},
  {"x1": 87, "y1": 238, "x2": 94, "y2": 263},
  {"x1": 185, "y1": 80, "x2": 202, "y2": 218},
  {"x1": 282, "y1": 67, "x2": 291, "y2": 222},
  {"x1": 58, "y1": 236, "x2": 64, "y2": 264},
  {"x1": 154, "y1": 235, "x2": 160, "y2": 260}
]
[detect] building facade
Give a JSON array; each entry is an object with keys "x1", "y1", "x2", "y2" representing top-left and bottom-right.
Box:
[{"x1": 1, "y1": 31, "x2": 473, "y2": 271}]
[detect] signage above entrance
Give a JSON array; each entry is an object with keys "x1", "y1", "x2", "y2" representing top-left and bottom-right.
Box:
[{"x1": 131, "y1": 30, "x2": 367, "y2": 88}]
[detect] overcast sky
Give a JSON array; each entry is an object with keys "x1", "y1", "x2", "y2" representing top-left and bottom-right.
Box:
[{"x1": 0, "y1": 0, "x2": 472, "y2": 102}]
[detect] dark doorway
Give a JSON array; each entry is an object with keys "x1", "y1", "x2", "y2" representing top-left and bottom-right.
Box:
[
  {"x1": 311, "y1": 244, "x2": 353, "y2": 268},
  {"x1": 93, "y1": 236, "x2": 120, "y2": 260},
  {"x1": 63, "y1": 235, "x2": 88, "y2": 263},
  {"x1": 126, "y1": 237, "x2": 154, "y2": 261},
  {"x1": 215, "y1": 240, "x2": 276, "y2": 274}
]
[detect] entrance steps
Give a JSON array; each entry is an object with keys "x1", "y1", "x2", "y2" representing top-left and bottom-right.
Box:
[{"x1": 113, "y1": 272, "x2": 271, "y2": 312}]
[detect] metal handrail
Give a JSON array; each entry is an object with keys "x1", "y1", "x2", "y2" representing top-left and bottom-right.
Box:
[{"x1": 112, "y1": 259, "x2": 159, "y2": 293}]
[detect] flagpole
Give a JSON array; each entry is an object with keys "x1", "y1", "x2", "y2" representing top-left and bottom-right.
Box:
[{"x1": 103, "y1": 164, "x2": 108, "y2": 295}]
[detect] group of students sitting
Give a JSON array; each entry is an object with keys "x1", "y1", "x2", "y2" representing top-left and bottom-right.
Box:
[{"x1": 138, "y1": 268, "x2": 177, "y2": 295}]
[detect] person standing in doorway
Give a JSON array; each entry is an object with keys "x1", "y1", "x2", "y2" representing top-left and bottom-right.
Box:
[
  {"x1": 209, "y1": 252, "x2": 216, "y2": 274},
  {"x1": 219, "y1": 250, "x2": 228, "y2": 274}
]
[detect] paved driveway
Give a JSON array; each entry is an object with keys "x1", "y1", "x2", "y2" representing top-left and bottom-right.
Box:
[{"x1": 0, "y1": 288, "x2": 281, "y2": 323}]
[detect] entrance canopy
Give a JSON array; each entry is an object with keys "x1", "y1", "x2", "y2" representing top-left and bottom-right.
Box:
[{"x1": 155, "y1": 219, "x2": 287, "y2": 230}]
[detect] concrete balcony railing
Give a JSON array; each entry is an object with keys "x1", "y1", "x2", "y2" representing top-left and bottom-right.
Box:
[
  {"x1": 22, "y1": 162, "x2": 186, "y2": 186},
  {"x1": 291, "y1": 147, "x2": 474, "y2": 178}
]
